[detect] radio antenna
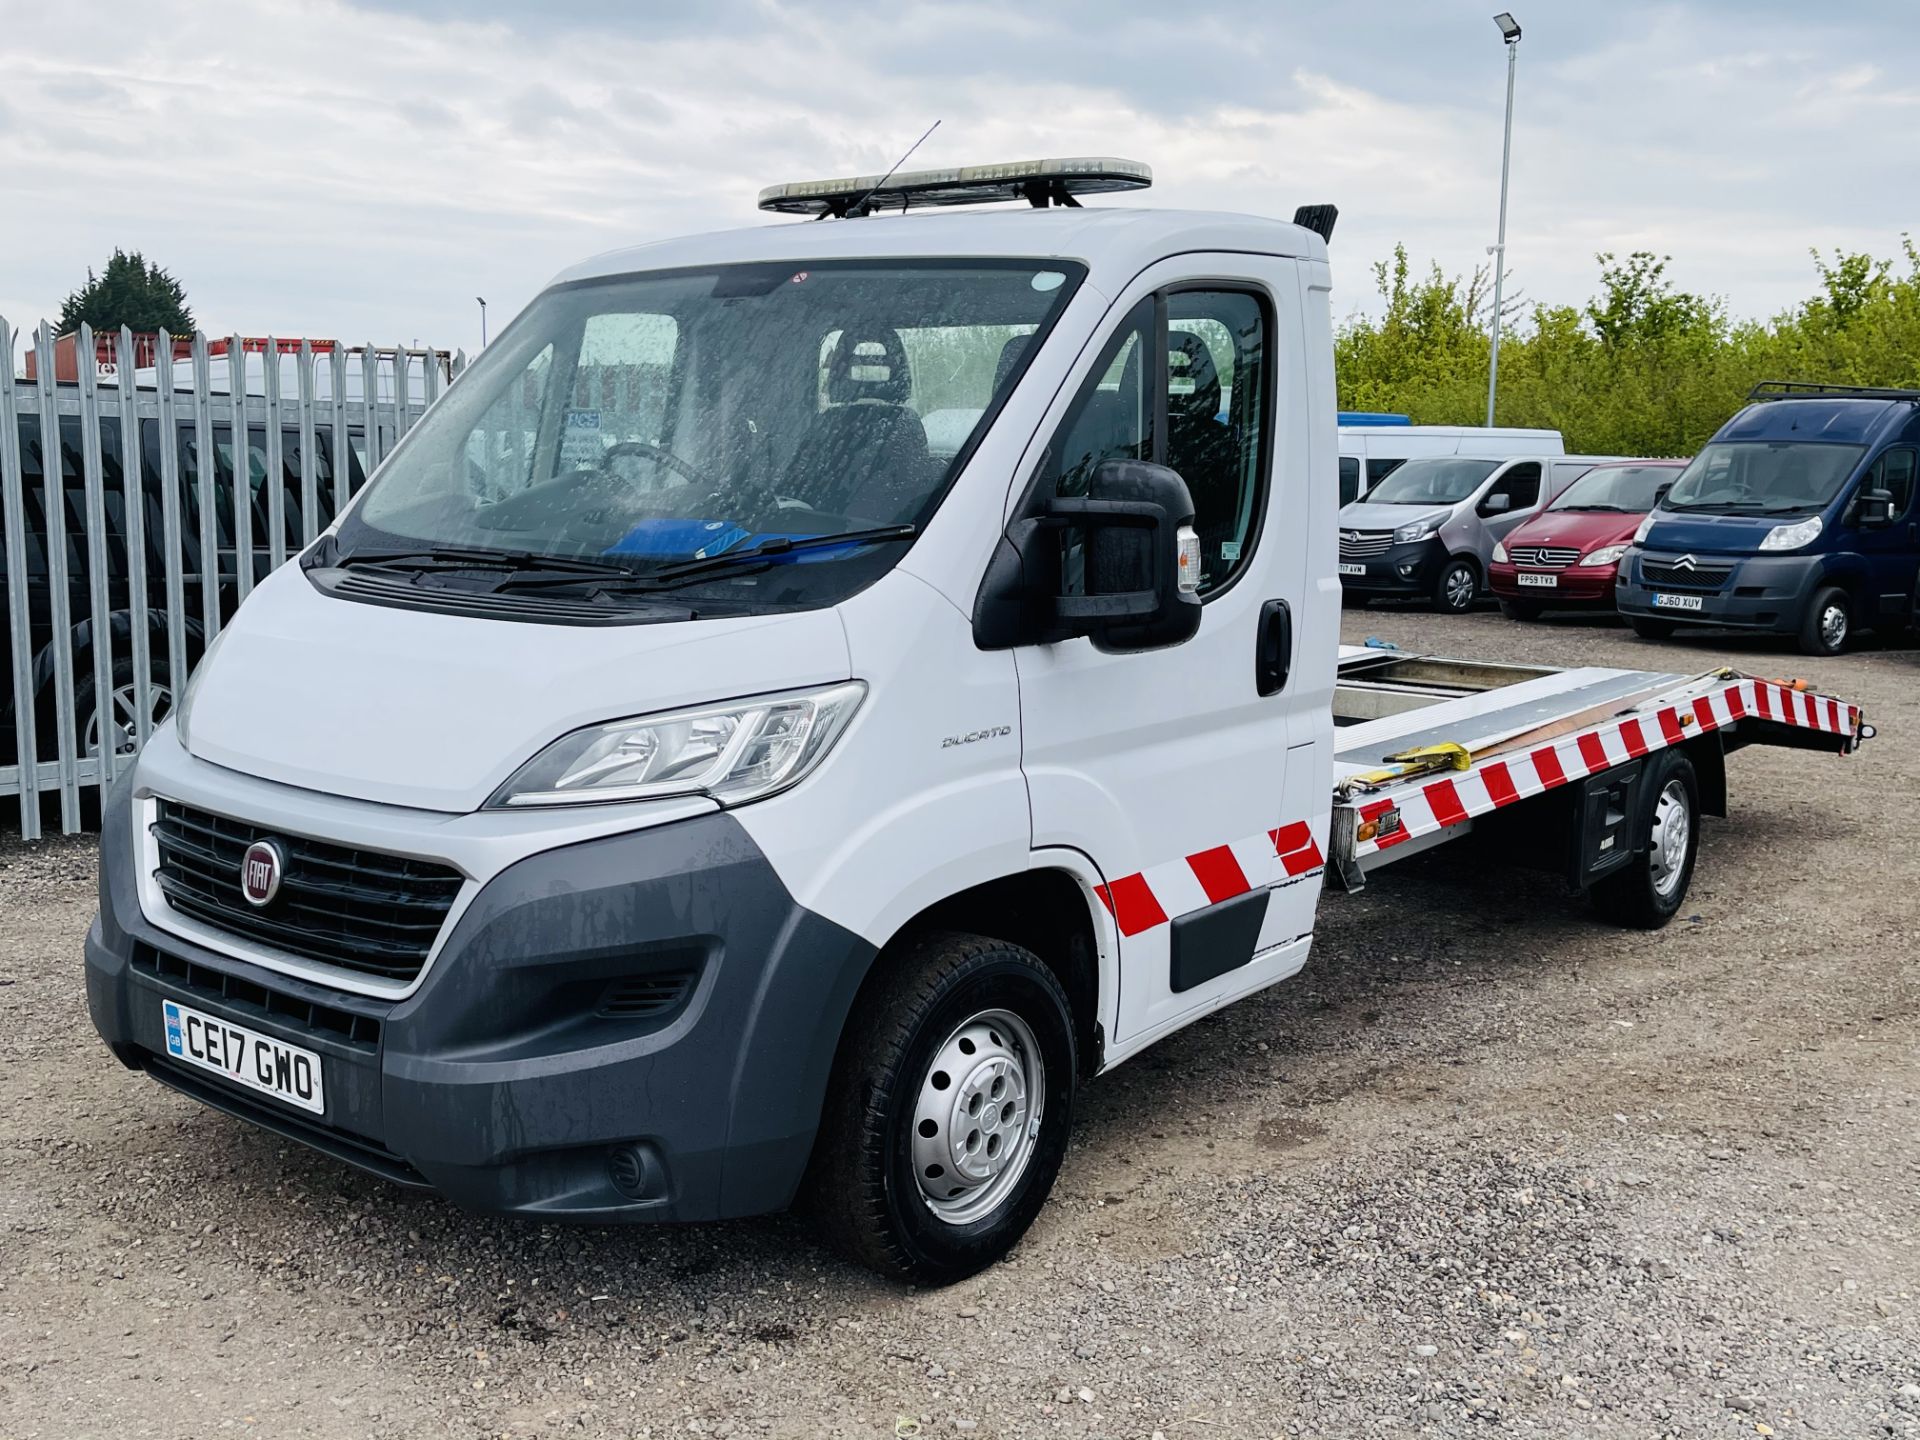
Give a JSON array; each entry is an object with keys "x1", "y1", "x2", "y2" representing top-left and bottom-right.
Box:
[{"x1": 837, "y1": 119, "x2": 941, "y2": 219}]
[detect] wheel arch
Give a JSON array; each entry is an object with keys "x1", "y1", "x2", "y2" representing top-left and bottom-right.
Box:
[{"x1": 860, "y1": 865, "x2": 1110, "y2": 1079}]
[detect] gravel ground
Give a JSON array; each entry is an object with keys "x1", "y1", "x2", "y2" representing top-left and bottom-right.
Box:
[{"x1": 3, "y1": 607, "x2": 1917, "y2": 1440}]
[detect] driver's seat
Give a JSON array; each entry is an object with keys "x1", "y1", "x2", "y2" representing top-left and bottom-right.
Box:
[{"x1": 785, "y1": 328, "x2": 931, "y2": 522}]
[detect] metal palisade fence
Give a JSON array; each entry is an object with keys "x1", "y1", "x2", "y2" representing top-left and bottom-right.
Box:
[{"x1": 1, "y1": 320, "x2": 463, "y2": 839}]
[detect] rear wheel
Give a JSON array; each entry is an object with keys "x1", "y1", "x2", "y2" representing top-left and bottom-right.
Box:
[
  {"x1": 1499, "y1": 598, "x2": 1542, "y2": 622},
  {"x1": 1797, "y1": 586, "x2": 1851, "y2": 656},
  {"x1": 805, "y1": 931, "x2": 1077, "y2": 1283},
  {"x1": 1432, "y1": 557, "x2": 1479, "y2": 614},
  {"x1": 1592, "y1": 749, "x2": 1699, "y2": 929},
  {"x1": 1629, "y1": 615, "x2": 1677, "y2": 641}
]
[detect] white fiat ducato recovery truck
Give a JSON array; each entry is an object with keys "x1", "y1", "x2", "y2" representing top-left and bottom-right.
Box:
[{"x1": 85, "y1": 160, "x2": 1869, "y2": 1282}]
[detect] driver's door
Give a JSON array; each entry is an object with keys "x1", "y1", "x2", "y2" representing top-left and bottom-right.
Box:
[
  {"x1": 1012, "y1": 256, "x2": 1331, "y2": 1050},
  {"x1": 1476, "y1": 459, "x2": 1542, "y2": 554}
]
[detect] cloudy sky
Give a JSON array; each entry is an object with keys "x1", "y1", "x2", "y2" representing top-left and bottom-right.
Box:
[{"x1": 2, "y1": 0, "x2": 1914, "y2": 353}]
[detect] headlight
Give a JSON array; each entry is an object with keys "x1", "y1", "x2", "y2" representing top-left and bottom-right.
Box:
[
  {"x1": 489, "y1": 681, "x2": 866, "y2": 808},
  {"x1": 1632, "y1": 513, "x2": 1657, "y2": 544},
  {"x1": 1393, "y1": 518, "x2": 1441, "y2": 545},
  {"x1": 1579, "y1": 544, "x2": 1628, "y2": 568},
  {"x1": 1491, "y1": 540, "x2": 1508, "y2": 563},
  {"x1": 1758, "y1": 515, "x2": 1823, "y2": 552}
]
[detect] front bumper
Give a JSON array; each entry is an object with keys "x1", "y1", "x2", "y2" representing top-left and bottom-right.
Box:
[
  {"x1": 1338, "y1": 537, "x2": 1447, "y2": 595},
  {"x1": 86, "y1": 772, "x2": 876, "y2": 1223},
  {"x1": 1614, "y1": 550, "x2": 1822, "y2": 633},
  {"x1": 1489, "y1": 561, "x2": 1619, "y2": 606}
]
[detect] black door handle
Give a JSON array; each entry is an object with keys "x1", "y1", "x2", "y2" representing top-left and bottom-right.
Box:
[{"x1": 1257, "y1": 598, "x2": 1292, "y2": 697}]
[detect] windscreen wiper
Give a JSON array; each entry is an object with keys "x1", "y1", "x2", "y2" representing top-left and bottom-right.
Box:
[
  {"x1": 495, "y1": 525, "x2": 918, "y2": 594},
  {"x1": 338, "y1": 545, "x2": 635, "y2": 577}
]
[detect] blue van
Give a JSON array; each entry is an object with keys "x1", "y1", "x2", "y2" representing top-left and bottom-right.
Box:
[{"x1": 1616, "y1": 383, "x2": 1920, "y2": 655}]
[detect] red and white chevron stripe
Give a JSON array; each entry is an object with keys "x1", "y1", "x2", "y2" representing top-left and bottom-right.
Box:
[
  {"x1": 1094, "y1": 821, "x2": 1327, "y2": 938},
  {"x1": 1350, "y1": 677, "x2": 1860, "y2": 859},
  {"x1": 1086, "y1": 677, "x2": 1857, "y2": 939}
]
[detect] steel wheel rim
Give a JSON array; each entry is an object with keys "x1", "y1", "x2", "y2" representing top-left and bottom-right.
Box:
[
  {"x1": 82, "y1": 681, "x2": 171, "y2": 760},
  {"x1": 1648, "y1": 778, "x2": 1691, "y2": 898},
  {"x1": 1820, "y1": 602, "x2": 1848, "y2": 651},
  {"x1": 1445, "y1": 566, "x2": 1475, "y2": 609},
  {"x1": 911, "y1": 1008, "x2": 1044, "y2": 1226}
]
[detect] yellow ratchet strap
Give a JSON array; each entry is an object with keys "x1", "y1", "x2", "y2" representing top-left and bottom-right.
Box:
[{"x1": 1348, "y1": 741, "x2": 1474, "y2": 789}]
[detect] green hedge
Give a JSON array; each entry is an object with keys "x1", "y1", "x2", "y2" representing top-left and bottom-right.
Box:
[{"x1": 1336, "y1": 239, "x2": 1920, "y2": 456}]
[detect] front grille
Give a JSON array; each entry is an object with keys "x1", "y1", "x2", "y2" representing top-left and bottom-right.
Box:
[
  {"x1": 132, "y1": 941, "x2": 383, "y2": 1051},
  {"x1": 151, "y1": 800, "x2": 463, "y2": 984},
  {"x1": 1641, "y1": 559, "x2": 1734, "y2": 590},
  {"x1": 1338, "y1": 530, "x2": 1394, "y2": 558},
  {"x1": 1508, "y1": 545, "x2": 1581, "y2": 569}
]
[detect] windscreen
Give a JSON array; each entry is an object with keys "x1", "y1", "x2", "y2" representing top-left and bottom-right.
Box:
[
  {"x1": 335, "y1": 259, "x2": 1082, "y2": 609},
  {"x1": 1548, "y1": 464, "x2": 1680, "y2": 513},
  {"x1": 1663, "y1": 442, "x2": 1863, "y2": 515},
  {"x1": 1363, "y1": 457, "x2": 1500, "y2": 506}
]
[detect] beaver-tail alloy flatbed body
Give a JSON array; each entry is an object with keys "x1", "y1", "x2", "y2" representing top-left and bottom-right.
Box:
[{"x1": 1327, "y1": 648, "x2": 1864, "y2": 884}]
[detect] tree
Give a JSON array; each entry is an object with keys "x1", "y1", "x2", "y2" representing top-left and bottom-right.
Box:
[
  {"x1": 1584, "y1": 251, "x2": 1718, "y2": 348},
  {"x1": 56, "y1": 250, "x2": 194, "y2": 335}
]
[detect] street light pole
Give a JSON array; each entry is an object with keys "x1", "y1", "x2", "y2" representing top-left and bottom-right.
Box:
[
  {"x1": 1486, "y1": 13, "x2": 1521, "y2": 428},
  {"x1": 476, "y1": 296, "x2": 488, "y2": 348}
]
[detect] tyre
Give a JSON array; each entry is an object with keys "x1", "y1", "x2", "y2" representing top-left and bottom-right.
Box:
[
  {"x1": 1629, "y1": 615, "x2": 1676, "y2": 641},
  {"x1": 1591, "y1": 749, "x2": 1699, "y2": 929},
  {"x1": 805, "y1": 931, "x2": 1077, "y2": 1284},
  {"x1": 1499, "y1": 598, "x2": 1542, "y2": 622},
  {"x1": 1341, "y1": 590, "x2": 1370, "y2": 610},
  {"x1": 1432, "y1": 557, "x2": 1479, "y2": 614},
  {"x1": 35, "y1": 652, "x2": 174, "y2": 765},
  {"x1": 78, "y1": 655, "x2": 174, "y2": 762},
  {"x1": 1796, "y1": 586, "x2": 1851, "y2": 656}
]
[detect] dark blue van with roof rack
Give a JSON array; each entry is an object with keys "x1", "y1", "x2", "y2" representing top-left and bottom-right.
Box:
[{"x1": 1616, "y1": 382, "x2": 1920, "y2": 655}]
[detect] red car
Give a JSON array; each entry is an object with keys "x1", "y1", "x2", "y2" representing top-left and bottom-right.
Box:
[{"x1": 1490, "y1": 459, "x2": 1689, "y2": 619}]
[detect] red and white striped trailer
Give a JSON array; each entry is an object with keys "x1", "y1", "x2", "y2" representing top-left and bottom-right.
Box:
[{"x1": 1325, "y1": 648, "x2": 1867, "y2": 920}]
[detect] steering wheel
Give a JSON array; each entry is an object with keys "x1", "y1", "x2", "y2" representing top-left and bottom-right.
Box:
[
  {"x1": 592, "y1": 441, "x2": 826, "y2": 526},
  {"x1": 600, "y1": 441, "x2": 719, "y2": 491}
]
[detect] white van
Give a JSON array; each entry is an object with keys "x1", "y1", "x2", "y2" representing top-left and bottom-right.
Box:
[
  {"x1": 81, "y1": 160, "x2": 1867, "y2": 1284},
  {"x1": 1338, "y1": 424, "x2": 1564, "y2": 506}
]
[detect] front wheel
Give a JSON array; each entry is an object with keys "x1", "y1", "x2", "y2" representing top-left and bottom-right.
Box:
[
  {"x1": 1432, "y1": 557, "x2": 1479, "y2": 614},
  {"x1": 1797, "y1": 586, "x2": 1851, "y2": 656},
  {"x1": 805, "y1": 931, "x2": 1077, "y2": 1283},
  {"x1": 1591, "y1": 749, "x2": 1699, "y2": 929}
]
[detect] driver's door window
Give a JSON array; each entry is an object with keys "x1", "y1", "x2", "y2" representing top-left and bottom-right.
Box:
[
  {"x1": 570, "y1": 313, "x2": 680, "y2": 493},
  {"x1": 462, "y1": 343, "x2": 553, "y2": 501},
  {"x1": 1482, "y1": 461, "x2": 1540, "y2": 515}
]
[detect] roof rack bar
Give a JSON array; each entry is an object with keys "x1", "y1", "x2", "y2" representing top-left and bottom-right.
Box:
[{"x1": 1748, "y1": 379, "x2": 1920, "y2": 403}]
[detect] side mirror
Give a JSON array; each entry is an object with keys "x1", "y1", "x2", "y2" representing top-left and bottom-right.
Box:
[
  {"x1": 1655, "y1": 482, "x2": 1673, "y2": 504},
  {"x1": 972, "y1": 458, "x2": 1203, "y2": 652},
  {"x1": 1480, "y1": 492, "x2": 1512, "y2": 515},
  {"x1": 1051, "y1": 459, "x2": 1203, "y2": 651},
  {"x1": 1858, "y1": 487, "x2": 1895, "y2": 527}
]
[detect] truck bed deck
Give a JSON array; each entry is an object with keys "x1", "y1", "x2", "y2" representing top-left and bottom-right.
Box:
[{"x1": 1328, "y1": 645, "x2": 1865, "y2": 883}]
